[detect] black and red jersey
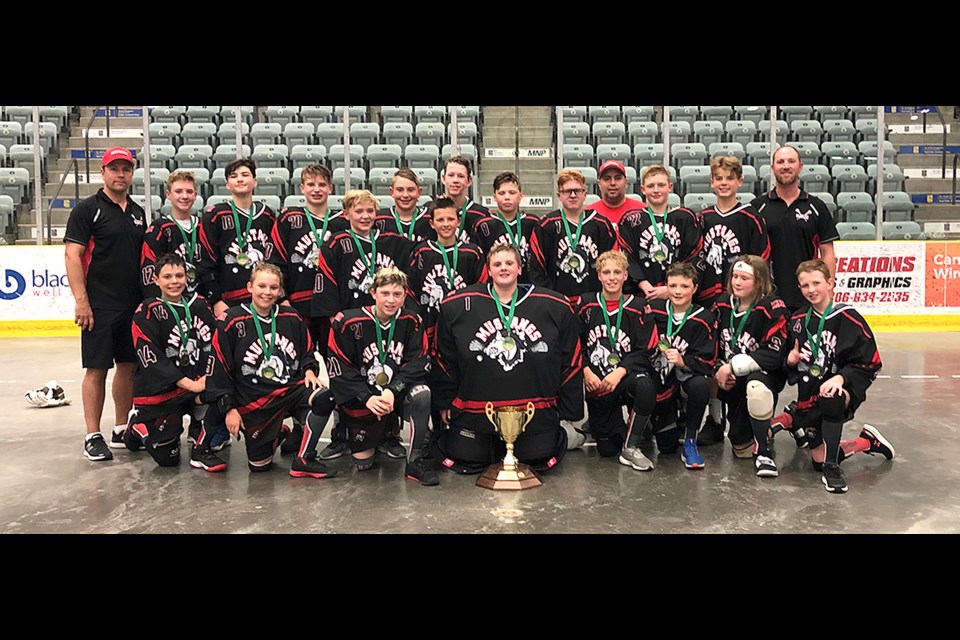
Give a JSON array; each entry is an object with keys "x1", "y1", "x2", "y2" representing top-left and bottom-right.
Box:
[
  {"x1": 197, "y1": 200, "x2": 279, "y2": 306},
  {"x1": 786, "y1": 303, "x2": 882, "y2": 412},
  {"x1": 210, "y1": 304, "x2": 318, "y2": 413},
  {"x1": 528, "y1": 209, "x2": 617, "y2": 304},
  {"x1": 434, "y1": 283, "x2": 583, "y2": 426},
  {"x1": 406, "y1": 240, "x2": 487, "y2": 337},
  {"x1": 311, "y1": 229, "x2": 413, "y2": 318},
  {"x1": 140, "y1": 215, "x2": 203, "y2": 300},
  {"x1": 695, "y1": 202, "x2": 770, "y2": 305},
  {"x1": 472, "y1": 211, "x2": 540, "y2": 283},
  {"x1": 617, "y1": 206, "x2": 702, "y2": 291},
  {"x1": 712, "y1": 294, "x2": 790, "y2": 385},
  {"x1": 326, "y1": 306, "x2": 429, "y2": 422},
  {"x1": 576, "y1": 293, "x2": 658, "y2": 385},
  {"x1": 130, "y1": 293, "x2": 217, "y2": 406},
  {"x1": 374, "y1": 206, "x2": 433, "y2": 243},
  {"x1": 271, "y1": 206, "x2": 349, "y2": 317},
  {"x1": 646, "y1": 299, "x2": 717, "y2": 396}
]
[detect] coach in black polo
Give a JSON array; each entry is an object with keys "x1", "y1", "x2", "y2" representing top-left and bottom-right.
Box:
[
  {"x1": 64, "y1": 146, "x2": 147, "y2": 462},
  {"x1": 752, "y1": 145, "x2": 840, "y2": 313}
]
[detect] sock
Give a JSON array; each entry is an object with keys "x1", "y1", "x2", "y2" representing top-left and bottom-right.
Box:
[
  {"x1": 708, "y1": 398, "x2": 723, "y2": 422},
  {"x1": 113, "y1": 424, "x2": 126, "y2": 434},
  {"x1": 841, "y1": 438, "x2": 865, "y2": 457},
  {"x1": 85, "y1": 432, "x2": 103, "y2": 442},
  {"x1": 751, "y1": 417, "x2": 771, "y2": 457}
]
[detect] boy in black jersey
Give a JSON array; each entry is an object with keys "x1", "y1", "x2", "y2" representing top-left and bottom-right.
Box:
[
  {"x1": 125, "y1": 254, "x2": 225, "y2": 471},
  {"x1": 617, "y1": 164, "x2": 702, "y2": 300},
  {"x1": 529, "y1": 169, "x2": 617, "y2": 306},
  {"x1": 374, "y1": 168, "x2": 432, "y2": 241},
  {"x1": 423, "y1": 156, "x2": 490, "y2": 244},
  {"x1": 646, "y1": 262, "x2": 718, "y2": 470},
  {"x1": 140, "y1": 171, "x2": 203, "y2": 300},
  {"x1": 473, "y1": 172, "x2": 540, "y2": 283},
  {"x1": 576, "y1": 251, "x2": 659, "y2": 470},
  {"x1": 712, "y1": 255, "x2": 790, "y2": 477},
  {"x1": 210, "y1": 263, "x2": 336, "y2": 478},
  {"x1": 769, "y1": 259, "x2": 891, "y2": 493},
  {"x1": 326, "y1": 267, "x2": 437, "y2": 485}
]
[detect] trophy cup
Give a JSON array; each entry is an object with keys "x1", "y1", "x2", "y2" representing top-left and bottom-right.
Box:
[{"x1": 476, "y1": 401, "x2": 542, "y2": 490}]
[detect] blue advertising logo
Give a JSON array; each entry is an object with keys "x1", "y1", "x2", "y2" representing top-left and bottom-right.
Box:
[{"x1": 0, "y1": 268, "x2": 27, "y2": 300}]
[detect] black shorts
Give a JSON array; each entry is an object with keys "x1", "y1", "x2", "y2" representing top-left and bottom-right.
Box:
[{"x1": 81, "y1": 308, "x2": 136, "y2": 369}]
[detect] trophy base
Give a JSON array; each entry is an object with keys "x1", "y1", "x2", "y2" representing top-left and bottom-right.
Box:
[{"x1": 476, "y1": 463, "x2": 543, "y2": 490}]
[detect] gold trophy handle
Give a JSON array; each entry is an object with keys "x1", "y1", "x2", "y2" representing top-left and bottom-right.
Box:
[{"x1": 485, "y1": 402, "x2": 498, "y2": 429}]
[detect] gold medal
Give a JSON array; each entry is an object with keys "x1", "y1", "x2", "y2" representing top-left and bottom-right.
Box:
[
  {"x1": 502, "y1": 336, "x2": 516, "y2": 350},
  {"x1": 567, "y1": 253, "x2": 581, "y2": 270},
  {"x1": 235, "y1": 252, "x2": 250, "y2": 267},
  {"x1": 262, "y1": 366, "x2": 276, "y2": 380},
  {"x1": 375, "y1": 371, "x2": 390, "y2": 386},
  {"x1": 186, "y1": 265, "x2": 197, "y2": 280},
  {"x1": 653, "y1": 249, "x2": 666, "y2": 263},
  {"x1": 658, "y1": 339, "x2": 671, "y2": 352},
  {"x1": 809, "y1": 364, "x2": 822, "y2": 378},
  {"x1": 607, "y1": 353, "x2": 620, "y2": 366}
]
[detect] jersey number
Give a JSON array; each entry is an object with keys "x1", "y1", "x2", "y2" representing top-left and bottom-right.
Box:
[{"x1": 136, "y1": 346, "x2": 158, "y2": 369}]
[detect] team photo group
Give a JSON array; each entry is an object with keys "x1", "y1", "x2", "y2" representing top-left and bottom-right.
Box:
[{"x1": 64, "y1": 144, "x2": 895, "y2": 495}]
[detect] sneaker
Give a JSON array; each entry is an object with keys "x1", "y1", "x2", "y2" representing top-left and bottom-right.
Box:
[
  {"x1": 110, "y1": 408, "x2": 137, "y2": 449},
  {"x1": 681, "y1": 439, "x2": 704, "y2": 469},
  {"x1": 859, "y1": 424, "x2": 895, "y2": 460},
  {"x1": 289, "y1": 455, "x2": 337, "y2": 479},
  {"x1": 697, "y1": 416, "x2": 725, "y2": 447},
  {"x1": 209, "y1": 426, "x2": 231, "y2": 452},
  {"x1": 319, "y1": 440, "x2": 349, "y2": 460},
  {"x1": 618, "y1": 446, "x2": 654, "y2": 472},
  {"x1": 377, "y1": 434, "x2": 406, "y2": 459},
  {"x1": 405, "y1": 457, "x2": 439, "y2": 486},
  {"x1": 83, "y1": 433, "x2": 113, "y2": 461},
  {"x1": 190, "y1": 445, "x2": 227, "y2": 473},
  {"x1": 187, "y1": 419, "x2": 202, "y2": 445},
  {"x1": 279, "y1": 424, "x2": 303, "y2": 457},
  {"x1": 822, "y1": 462, "x2": 848, "y2": 493},
  {"x1": 755, "y1": 455, "x2": 778, "y2": 477}
]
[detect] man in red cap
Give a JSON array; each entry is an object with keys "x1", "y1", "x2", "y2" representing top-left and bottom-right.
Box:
[
  {"x1": 592, "y1": 160, "x2": 645, "y2": 226},
  {"x1": 64, "y1": 146, "x2": 147, "y2": 462}
]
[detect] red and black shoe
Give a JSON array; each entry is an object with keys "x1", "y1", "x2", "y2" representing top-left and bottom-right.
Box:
[{"x1": 289, "y1": 455, "x2": 336, "y2": 479}]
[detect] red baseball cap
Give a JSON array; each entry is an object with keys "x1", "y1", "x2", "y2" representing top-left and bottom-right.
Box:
[
  {"x1": 598, "y1": 159, "x2": 626, "y2": 177},
  {"x1": 101, "y1": 146, "x2": 135, "y2": 167}
]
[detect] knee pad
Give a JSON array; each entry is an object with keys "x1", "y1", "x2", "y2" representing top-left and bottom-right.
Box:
[
  {"x1": 806, "y1": 422, "x2": 823, "y2": 450},
  {"x1": 817, "y1": 393, "x2": 846, "y2": 422},
  {"x1": 431, "y1": 426, "x2": 498, "y2": 474},
  {"x1": 149, "y1": 438, "x2": 181, "y2": 467},
  {"x1": 746, "y1": 380, "x2": 774, "y2": 420},
  {"x1": 308, "y1": 388, "x2": 335, "y2": 414},
  {"x1": 405, "y1": 385, "x2": 432, "y2": 414},
  {"x1": 596, "y1": 434, "x2": 623, "y2": 457},
  {"x1": 628, "y1": 374, "x2": 657, "y2": 415}
]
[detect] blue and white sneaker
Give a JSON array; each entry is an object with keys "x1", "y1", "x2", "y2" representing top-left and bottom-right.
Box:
[
  {"x1": 681, "y1": 438, "x2": 704, "y2": 469},
  {"x1": 209, "y1": 425, "x2": 232, "y2": 452}
]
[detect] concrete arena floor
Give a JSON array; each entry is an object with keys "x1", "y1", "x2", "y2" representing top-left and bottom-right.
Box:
[{"x1": 0, "y1": 333, "x2": 957, "y2": 534}]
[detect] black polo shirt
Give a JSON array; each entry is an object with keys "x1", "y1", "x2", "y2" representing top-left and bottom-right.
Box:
[
  {"x1": 752, "y1": 189, "x2": 839, "y2": 310},
  {"x1": 64, "y1": 188, "x2": 147, "y2": 310}
]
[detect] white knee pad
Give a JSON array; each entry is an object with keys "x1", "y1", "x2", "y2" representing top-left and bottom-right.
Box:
[{"x1": 746, "y1": 380, "x2": 774, "y2": 420}]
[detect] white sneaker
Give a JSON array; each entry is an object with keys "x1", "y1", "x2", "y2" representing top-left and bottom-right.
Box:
[
  {"x1": 755, "y1": 455, "x2": 778, "y2": 477},
  {"x1": 618, "y1": 446, "x2": 654, "y2": 471}
]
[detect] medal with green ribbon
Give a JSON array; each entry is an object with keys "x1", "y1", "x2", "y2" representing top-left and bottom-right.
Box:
[
  {"x1": 348, "y1": 228, "x2": 378, "y2": 281},
  {"x1": 560, "y1": 210, "x2": 585, "y2": 272},
  {"x1": 162, "y1": 298, "x2": 193, "y2": 355},
  {"x1": 372, "y1": 306, "x2": 398, "y2": 387},
  {"x1": 435, "y1": 241, "x2": 460, "y2": 289},
  {"x1": 391, "y1": 207, "x2": 418, "y2": 241},
  {"x1": 229, "y1": 201, "x2": 256, "y2": 266},
  {"x1": 804, "y1": 302, "x2": 833, "y2": 378},
  {"x1": 728, "y1": 297, "x2": 756, "y2": 355},
  {"x1": 169, "y1": 215, "x2": 198, "y2": 279},
  {"x1": 662, "y1": 301, "x2": 693, "y2": 352},
  {"x1": 497, "y1": 212, "x2": 523, "y2": 250},
  {"x1": 303, "y1": 207, "x2": 331, "y2": 267},
  {"x1": 646, "y1": 209, "x2": 668, "y2": 263},
  {"x1": 252, "y1": 305, "x2": 278, "y2": 380},
  {"x1": 492, "y1": 284, "x2": 519, "y2": 351},
  {"x1": 598, "y1": 293, "x2": 625, "y2": 367}
]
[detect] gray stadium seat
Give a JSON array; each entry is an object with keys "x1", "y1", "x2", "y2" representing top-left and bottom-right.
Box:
[
  {"x1": 866, "y1": 164, "x2": 906, "y2": 194},
  {"x1": 848, "y1": 106, "x2": 879, "y2": 123},
  {"x1": 662, "y1": 121, "x2": 692, "y2": 144},
  {"x1": 0, "y1": 167, "x2": 29, "y2": 202},
  {"x1": 592, "y1": 121, "x2": 626, "y2": 145},
  {"x1": 210, "y1": 168, "x2": 227, "y2": 195},
  {"x1": 368, "y1": 167, "x2": 399, "y2": 196},
  {"x1": 415, "y1": 122, "x2": 445, "y2": 147},
  {"x1": 219, "y1": 106, "x2": 256, "y2": 126},
  {"x1": 404, "y1": 144, "x2": 441, "y2": 171},
  {"x1": 410, "y1": 168, "x2": 438, "y2": 195},
  {"x1": 0, "y1": 121, "x2": 23, "y2": 153},
  {"x1": 709, "y1": 142, "x2": 745, "y2": 161},
  {"x1": 562, "y1": 121, "x2": 590, "y2": 145},
  {"x1": 150, "y1": 105, "x2": 185, "y2": 125},
  {"x1": 289, "y1": 144, "x2": 326, "y2": 169},
  {"x1": 299, "y1": 106, "x2": 335, "y2": 129},
  {"x1": 452, "y1": 106, "x2": 481, "y2": 126},
  {"x1": 668, "y1": 106, "x2": 699, "y2": 127},
  {"x1": 683, "y1": 193, "x2": 717, "y2": 215},
  {"x1": 448, "y1": 122, "x2": 478, "y2": 147},
  {"x1": 741, "y1": 164, "x2": 759, "y2": 195},
  {"x1": 251, "y1": 144, "x2": 289, "y2": 170},
  {"x1": 700, "y1": 106, "x2": 733, "y2": 124},
  {"x1": 725, "y1": 120, "x2": 757, "y2": 147},
  {"x1": 216, "y1": 121, "x2": 250, "y2": 148},
  {"x1": 366, "y1": 144, "x2": 402, "y2": 170},
  {"x1": 559, "y1": 106, "x2": 587, "y2": 123},
  {"x1": 327, "y1": 144, "x2": 364, "y2": 170},
  {"x1": 836, "y1": 222, "x2": 876, "y2": 240},
  {"x1": 414, "y1": 106, "x2": 447, "y2": 124},
  {"x1": 832, "y1": 164, "x2": 869, "y2": 193},
  {"x1": 807, "y1": 191, "x2": 838, "y2": 217},
  {"x1": 634, "y1": 144, "x2": 664, "y2": 167},
  {"x1": 284, "y1": 195, "x2": 307, "y2": 208},
  {"x1": 671, "y1": 142, "x2": 708, "y2": 169},
  {"x1": 441, "y1": 143, "x2": 477, "y2": 166},
  {"x1": 823, "y1": 119, "x2": 857, "y2": 143},
  {"x1": 145, "y1": 144, "x2": 177, "y2": 171},
  {"x1": 679, "y1": 165, "x2": 712, "y2": 196},
  {"x1": 212, "y1": 144, "x2": 251, "y2": 168},
  {"x1": 876, "y1": 191, "x2": 916, "y2": 222},
  {"x1": 315, "y1": 122, "x2": 345, "y2": 150},
  {"x1": 589, "y1": 106, "x2": 621, "y2": 125},
  {"x1": 379, "y1": 106, "x2": 414, "y2": 125},
  {"x1": 799, "y1": 164, "x2": 831, "y2": 193},
  {"x1": 820, "y1": 141, "x2": 859, "y2": 168},
  {"x1": 621, "y1": 106, "x2": 655, "y2": 126},
  {"x1": 596, "y1": 143, "x2": 631, "y2": 165},
  {"x1": 814, "y1": 105, "x2": 849, "y2": 122},
  {"x1": 856, "y1": 118, "x2": 881, "y2": 142},
  {"x1": 734, "y1": 105, "x2": 767, "y2": 125},
  {"x1": 694, "y1": 120, "x2": 724, "y2": 147},
  {"x1": 181, "y1": 121, "x2": 217, "y2": 147},
  {"x1": 746, "y1": 141, "x2": 778, "y2": 168},
  {"x1": 790, "y1": 119, "x2": 824, "y2": 144},
  {"x1": 9, "y1": 144, "x2": 44, "y2": 180},
  {"x1": 39, "y1": 105, "x2": 69, "y2": 132},
  {"x1": 148, "y1": 122, "x2": 181, "y2": 146},
  {"x1": 174, "y1": 144, "x2": 214, "y2": 171},
  {"x1": 131, "y1": 167, "x2": 170, "y2": 198},
  {"x1": 283, "y1": 122, "x2": 315, "y2": 150},
  {"x1": 264, "y1": 106, "x2": 300, "y2": 128},
  {"x1": 350, "y1": 122, "x2": 381, "y2": 150},
  {"x1": 254, "y1": 167, "x2": 290, "y2": 198},
  {"x1": 250, "y1": 122, "x2": 282, "y2": 148},
  {"x1": 332, "y1": 167, "x2": 367, "y2": 193},
  {"x1": 780, "y1": 106, "x2": 813, "y2": 125},
  {"x1": 857, "y1": 140, "x2": 897, "y2": 167},
  {"x1": 382, "y1": 122, "x2": 413, "y2": 150},
  {"x1": 185, "y1": 106, "x2": 218, "y2": 124},
  {"x1": 882, "y1": 220, "x2": 922, "y2": 239},
  {"x1": 757, "y1": 119, "x2": 789, "y2": 141},
  {"x1": 628, "y1": 121, "x2": 659, "y2": 146},
  {"x1": 792, "y1": 141, "x2": 822, "y2": 164},
  {"x1": 837, "y1": 192, "x2": 875, "y2": 223},
  {"x1": 563, "y1": 144, "x2": 594, "y2": 168}
]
